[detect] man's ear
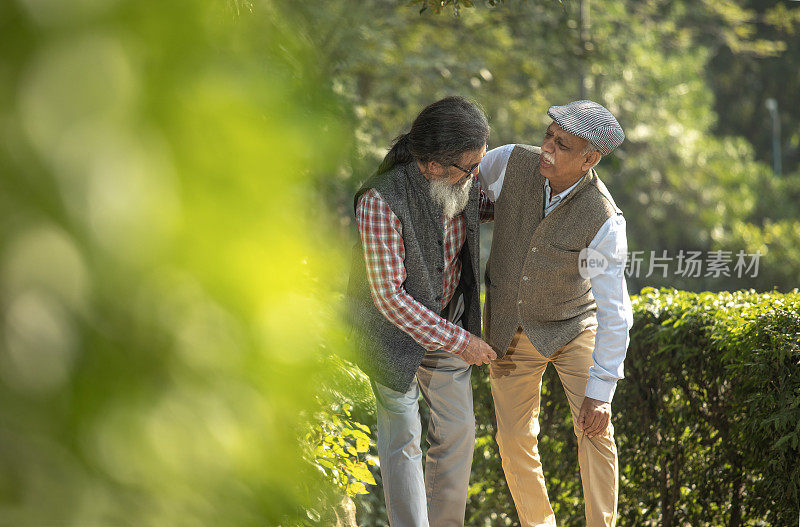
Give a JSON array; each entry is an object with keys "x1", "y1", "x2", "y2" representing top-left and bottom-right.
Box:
[
  {"x1": 420, "y1": 160, "x2": 445, "y2": 180},
  {"x1": 582, "y1": 150, "x2": 601, "y2": 171}
]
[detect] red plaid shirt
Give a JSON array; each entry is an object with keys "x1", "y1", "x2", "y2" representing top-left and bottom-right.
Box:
[{"x1": 355, "y1": 188, "x2": 494, "y2": 355}]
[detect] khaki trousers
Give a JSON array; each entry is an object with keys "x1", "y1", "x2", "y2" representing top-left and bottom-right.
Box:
[{"x1": 489, "y1": 327, "x2": 618, "y2": 527}]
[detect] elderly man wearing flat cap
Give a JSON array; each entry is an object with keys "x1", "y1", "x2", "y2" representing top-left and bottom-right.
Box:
[{"x1": 478, "y1": 100, "x2": 633, "y2": 527}]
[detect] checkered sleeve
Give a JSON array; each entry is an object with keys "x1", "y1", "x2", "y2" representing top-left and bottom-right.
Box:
[{"x1": 355, "y1": 189, "x2": 470, "y2": 355}]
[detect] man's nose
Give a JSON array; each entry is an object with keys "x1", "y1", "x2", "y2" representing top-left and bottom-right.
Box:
[{"x1": 542, "y1": 138, "x2": 554, "y2": 153}]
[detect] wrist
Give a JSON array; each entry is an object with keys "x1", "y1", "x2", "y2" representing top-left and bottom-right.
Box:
[
  {"x1": 585, "y1": 377, "x2": 617, "y2": 403},
  {"x1": 450, "y1": 328, "x2": 470, "y2": 355}
]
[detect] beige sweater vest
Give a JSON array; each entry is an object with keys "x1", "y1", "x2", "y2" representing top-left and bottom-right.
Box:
[{"x1": 484, "y1": 144, "x2": 621, "y2": 358}]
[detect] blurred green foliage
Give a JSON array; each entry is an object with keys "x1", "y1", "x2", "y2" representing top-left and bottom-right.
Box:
[
  {"x1": 0, "y1": 0, "x2": 355, "y2": 525},
  {"x1": 617, "y1": 288, "x2": 800, "y2": 526}
]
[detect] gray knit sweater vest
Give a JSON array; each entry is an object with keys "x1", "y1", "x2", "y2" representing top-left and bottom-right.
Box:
[
  {"x1": 484, "y1": 145, "x2": 621, "y2": 358},
  {"x1": 347, "y1": 161, "x2": 481, "y2": 393}
]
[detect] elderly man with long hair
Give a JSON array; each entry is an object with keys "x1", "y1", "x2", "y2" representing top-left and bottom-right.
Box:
[{"x1": 348, "y1": 96, "x2": 496, "y2": 526}]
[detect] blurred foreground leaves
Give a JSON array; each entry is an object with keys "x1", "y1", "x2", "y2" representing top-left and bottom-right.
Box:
[{"x1": 0, "y1": 0, "x2": 353, "y2": 525}]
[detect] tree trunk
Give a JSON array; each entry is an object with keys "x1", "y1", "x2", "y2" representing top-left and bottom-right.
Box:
[
  {"x1": 661, "y1": 445, "x2": 683, "y2": 527},
  {"x1": 667, "y1": 451, "x2": 683, "y2": 525},
  {"x1": 335, "y1": 494, "x2": 358, "y2": 527},
  {"x1": 729, "y1": 462, "x2": 744, "y2": 527},
  {"x1": 660, "y1": 462, "x2": 672, "y2": 525}
]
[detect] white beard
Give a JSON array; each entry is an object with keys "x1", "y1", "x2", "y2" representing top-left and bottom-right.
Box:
[{"x1": 430, "y1": 175, "x2": 473, "y2": 219}]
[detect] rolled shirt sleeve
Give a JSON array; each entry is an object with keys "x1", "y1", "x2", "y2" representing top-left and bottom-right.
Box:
[
  {"x1": 585, "y1": 214, "x2": 634, "y2": 403},
  {"x1": 478, "y1": 144, "x2": 515, "y2": 202}
]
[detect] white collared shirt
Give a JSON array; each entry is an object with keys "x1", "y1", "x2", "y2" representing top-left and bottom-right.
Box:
[{"x1": 479, "y1": 144, "x2": 633, "y2": 403}]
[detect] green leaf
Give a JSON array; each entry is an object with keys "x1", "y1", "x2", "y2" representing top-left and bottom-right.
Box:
[
  {"x1": 346, "y1": 482, "x2": 369, "y2": 495},
  {"x1": 349, "y1": 462, "x2": 377, "y2": 485}
]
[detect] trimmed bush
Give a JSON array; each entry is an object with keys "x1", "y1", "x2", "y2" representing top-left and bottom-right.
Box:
[{"x1": 615, "y1": 288, "x2": 800, "y2": 526}]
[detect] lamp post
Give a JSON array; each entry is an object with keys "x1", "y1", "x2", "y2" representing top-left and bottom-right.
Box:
[
  {"x1": 765, "y1": 98, "x2": 782, "y2": 177},
  {"x1": 579, "y1": 0, "x2": 591, "y2": 100}
]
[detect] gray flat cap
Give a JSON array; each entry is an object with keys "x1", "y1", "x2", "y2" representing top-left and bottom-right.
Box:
[{"x1": 547, "y1": 100, "x2": 625, "y2": 155}]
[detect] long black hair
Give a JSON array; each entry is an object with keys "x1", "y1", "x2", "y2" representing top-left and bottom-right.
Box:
[{"x1": 376, "y1": 96, "x2": 489, "y2": 176}]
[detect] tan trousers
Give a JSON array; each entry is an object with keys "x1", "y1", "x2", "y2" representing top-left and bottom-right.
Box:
[{"x1": 489, "y1": 327, "x2": 618, "y2": 527}]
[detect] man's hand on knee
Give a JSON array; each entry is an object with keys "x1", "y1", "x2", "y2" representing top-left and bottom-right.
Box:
[
  {"x1": 577, "y1": 397, "x2": 611, "y2": 438},
  {"x1": 460, "y1": 334, "x2": 497, "y2": 365}
]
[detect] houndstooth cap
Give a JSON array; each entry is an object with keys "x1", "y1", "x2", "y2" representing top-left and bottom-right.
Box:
[{"x1": 547, "y1": 100, "x2": 625, "y2": 155}]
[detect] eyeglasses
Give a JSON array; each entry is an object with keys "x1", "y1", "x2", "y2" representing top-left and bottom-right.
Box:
[{"x1": 451, "y1": 161, "x2": 481, "y2": 181}]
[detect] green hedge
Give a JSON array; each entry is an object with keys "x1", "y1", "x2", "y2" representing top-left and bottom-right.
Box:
[
  {"x1": 336, "y1": 288, "x2": 800, "y2": 526},
  {"x1": 614, "y1": 288, "x2": 800, "y2": 526}
]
